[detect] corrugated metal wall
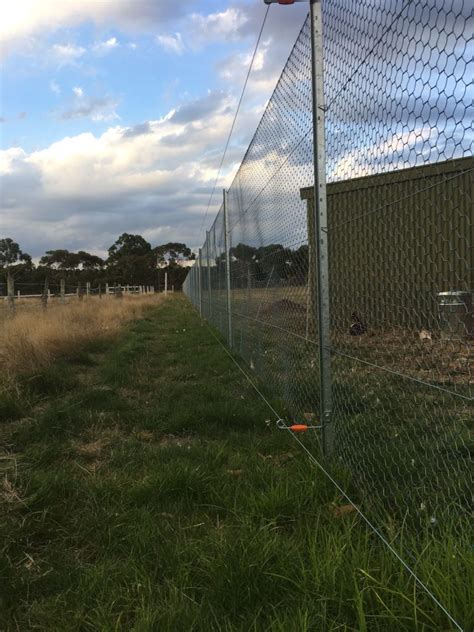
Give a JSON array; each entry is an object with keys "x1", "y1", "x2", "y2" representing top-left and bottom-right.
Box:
[{"x1": 301, "y1": 157, "x2": 473, "y2": 330}]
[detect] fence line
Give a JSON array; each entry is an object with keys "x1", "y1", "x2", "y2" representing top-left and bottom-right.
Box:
[
  {"x1": 0, "y1": 279, "x2": 157, "y2": 314},
  {"x1": 184, "y1": 0, "x2": 472, "y2": 627}
]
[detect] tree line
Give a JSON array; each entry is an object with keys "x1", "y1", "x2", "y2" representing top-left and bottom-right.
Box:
[
  {"x1": 1, "y1": 234, "x2": 312, "y2": 297},
  {"x1": 0, "y1": 234, "x2": 195, "y2": 294},
  {"x1": 225, "y1": 242, "x2": 309, "y2": 287}
]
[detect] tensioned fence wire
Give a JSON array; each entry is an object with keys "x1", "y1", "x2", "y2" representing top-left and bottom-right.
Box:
[{"x1": 183, "y1": 1, "x2": 472, "y2": 627}]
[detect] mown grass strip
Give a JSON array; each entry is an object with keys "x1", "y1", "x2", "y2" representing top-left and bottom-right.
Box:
[{"x1": 0, "y1": 296, "x2": 471, "y2": 631}]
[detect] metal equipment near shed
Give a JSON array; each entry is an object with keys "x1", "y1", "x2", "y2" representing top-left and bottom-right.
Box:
[{"x1": 438, "y1": 291, "x2": 473, "y2": 339}]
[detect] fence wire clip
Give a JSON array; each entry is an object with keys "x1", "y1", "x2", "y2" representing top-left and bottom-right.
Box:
[{"x1": 276, "y1": 419, "x2": 322, "y2": 432}]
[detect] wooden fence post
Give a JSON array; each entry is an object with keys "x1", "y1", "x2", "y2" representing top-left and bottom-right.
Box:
[
  {"x1": 60, "y1": 278, "x2": 66, "y2": 304},
  {"x1": 41, "y1": 278, "x2": 49, "y2": 310},
  {"x1": 7, "y1": 272, "x2": 15, "y2": 312}
]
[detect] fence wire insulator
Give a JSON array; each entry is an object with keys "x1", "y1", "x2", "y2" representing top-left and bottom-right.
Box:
[{"x1": 276, "y1": 419, "x2": 321, "y2": 432}]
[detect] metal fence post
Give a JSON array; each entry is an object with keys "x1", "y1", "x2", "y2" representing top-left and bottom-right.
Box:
[
  {"x1": 206, "y1": 231, "x2": 212, "y2": 320},
  {"x1": 198, "y1": 248, "x2": 203, "y2": 317},
  {"x1": 223, "y1": 189, "x2": 233, "y2": 346},
  {"x1": 212, "y1": 225, "x2": 217, "y2": 314},
  {"x1": 310, "y1": 0, "x2": 333, "y2": 457}
]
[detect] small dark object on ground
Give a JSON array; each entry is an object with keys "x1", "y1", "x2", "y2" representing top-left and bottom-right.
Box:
[{"x1": 350, "y1": 312, "x2": 367, "y2": 336}]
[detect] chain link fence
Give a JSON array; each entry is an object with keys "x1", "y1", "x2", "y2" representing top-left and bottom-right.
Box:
[{"x1": 184, "y1": 0, "x2": 472, "y2": 624}]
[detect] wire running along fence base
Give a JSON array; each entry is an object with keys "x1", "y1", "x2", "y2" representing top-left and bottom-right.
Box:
[{"x1": 183, "y1": 1, "x2": 472, "y2": 627}]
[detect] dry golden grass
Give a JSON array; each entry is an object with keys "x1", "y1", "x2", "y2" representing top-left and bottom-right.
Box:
[{"x1": 0, "y1": 295, "x2": 162, "y2": 381}]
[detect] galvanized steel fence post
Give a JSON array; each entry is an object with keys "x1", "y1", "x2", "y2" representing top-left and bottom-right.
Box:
[
  {"x1": 310, "y1": 0, "x2": 333, "y2": 457},
  {"x1": 223, "y1": 189, "x2": 233, "y2": 346},
  {"x1": 198, "y1": 248, "x2": 203, "y2": 317},
  {"x1": 206, "y1": 231, "x2": 212, "y2": 320}
]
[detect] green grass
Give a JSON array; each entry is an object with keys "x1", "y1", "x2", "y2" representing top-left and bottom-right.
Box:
[
  {"x1": 214, "y1": 299, "x2": 472, "y2": 527},
  {"x1": 0, "y1": 296, "x2": 471, "y2": 631}
]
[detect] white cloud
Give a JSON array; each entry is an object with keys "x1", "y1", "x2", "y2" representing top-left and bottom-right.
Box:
[
  {"x1": 156, "y1": 32, "x2": 185, "y2": 55},
  {"x1": 218, "y1": 47, "x2": 267, "y2": 81},
  {"x1": 142, "y1": 226, "x2": 172, "y2": 242},
  {"x1": 217, "y1": 39, "x2": 282, "y2": 112},
  {"x1": 93, "y1": 36, "x2": 119, "y2": 55},
  {"x1": 0, "y1": 147, "x2": 27, "y2": 173},
  {"x1": 61, "y1": 97, "x2": 120, "y2": 123},
  {"x1": 50, "y1": 80, "x2": 61, "y2": 95},
  {"x1": 329, "y1": 128, "x2": 436, "y2": 181},
  {"x1": 0, "y1": 0, "x2": 189, "y2": 59},
  {"x1": 189, "y1": 8, "x2": 248, "y2": 47},
  {"x1": 0, "y1": 95, "x2": 237, "y2": 256},
  {"x1": 51, "y1": 43, "x2": 86, "y2": 66},
  {"x1": 0, "y1": 2, "x2": 311, "y2": 257},
  {"x1": 59, "y1": 86, "x2": 119, "y2": 123}
]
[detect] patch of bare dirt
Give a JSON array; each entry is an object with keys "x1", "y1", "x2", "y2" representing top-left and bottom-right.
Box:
[
  {"x1": 336, "y1": 328, "x2": 473, "y2": 388},
  {"x1": 159, "y1": 434, "x2": 196, "y2": 448},
  {"x1": 75, "y1": 438, "x2": 108, "y2": 458},
  {"x1": 72, "y1": 427, "x2": 125, "y2": 472},
  {"x1": 259, "y1": 451, "x2": 296, "y2": 467},
  {"x1": 1, "y1": 475, "x2": 25, "y2": 506},
  {"x1": 135, "y1": 430, "x2": 154, "y2": 442}
]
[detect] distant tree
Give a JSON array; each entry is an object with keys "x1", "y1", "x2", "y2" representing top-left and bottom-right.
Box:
[
  {"x1": 0, "y1": 238, "x2": 32, "y2": 298},
  {"x1": 40, "y1": 249, "x2": 81, "y2": 272},
  {"x1": 0, "y1": 238, "x2": 32, "y2": 273},
  {"x1": 229, "y1": 243, "x2": 258, "y2": 288},
  {"x1": 154, "y1": 242, "x2": 195, "y2": 267},
  {"x1": 107, "y1": 234, "x2": 155, "y2": 284},
  {"x1": 77, "y1": 251, "x2": 105, "y2": 270},
  {"x1": 288, "y1": 244, "x2": 309, "y2": 284},
  {"x1": 108, "y1": 234, "x2": 152, "y2": 261},
  {"x1": 254, "y1": 244, "x2": 292, "y2": 280},
  {"x1": 230, "y1": 243, "x2": 257, "y2": 263},
  {"x1": 150, "y1": 242, "x2": 195, "y2": 291},
  {"x1": 0, "y1": 237, "x2": 32, "y2": 281}
]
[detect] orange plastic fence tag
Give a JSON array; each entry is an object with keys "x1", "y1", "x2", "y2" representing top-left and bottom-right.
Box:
[{"x1": 289, "y1": 424, "x2": 309, "y2": 432}]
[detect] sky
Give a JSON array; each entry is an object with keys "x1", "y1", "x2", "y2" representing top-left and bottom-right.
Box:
[{"x1": 0, "y1": 0, "x2": 309, "y2": 259}]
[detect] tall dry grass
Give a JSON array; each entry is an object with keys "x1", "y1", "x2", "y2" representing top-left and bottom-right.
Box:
[{"x1": 0, "y1": 295, "x2": 162, "y2": 381}]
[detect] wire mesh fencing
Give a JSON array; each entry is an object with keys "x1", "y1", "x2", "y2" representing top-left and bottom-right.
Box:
[{"x1": 183, "y1": 0, "x2": 472, "y2": 625}]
